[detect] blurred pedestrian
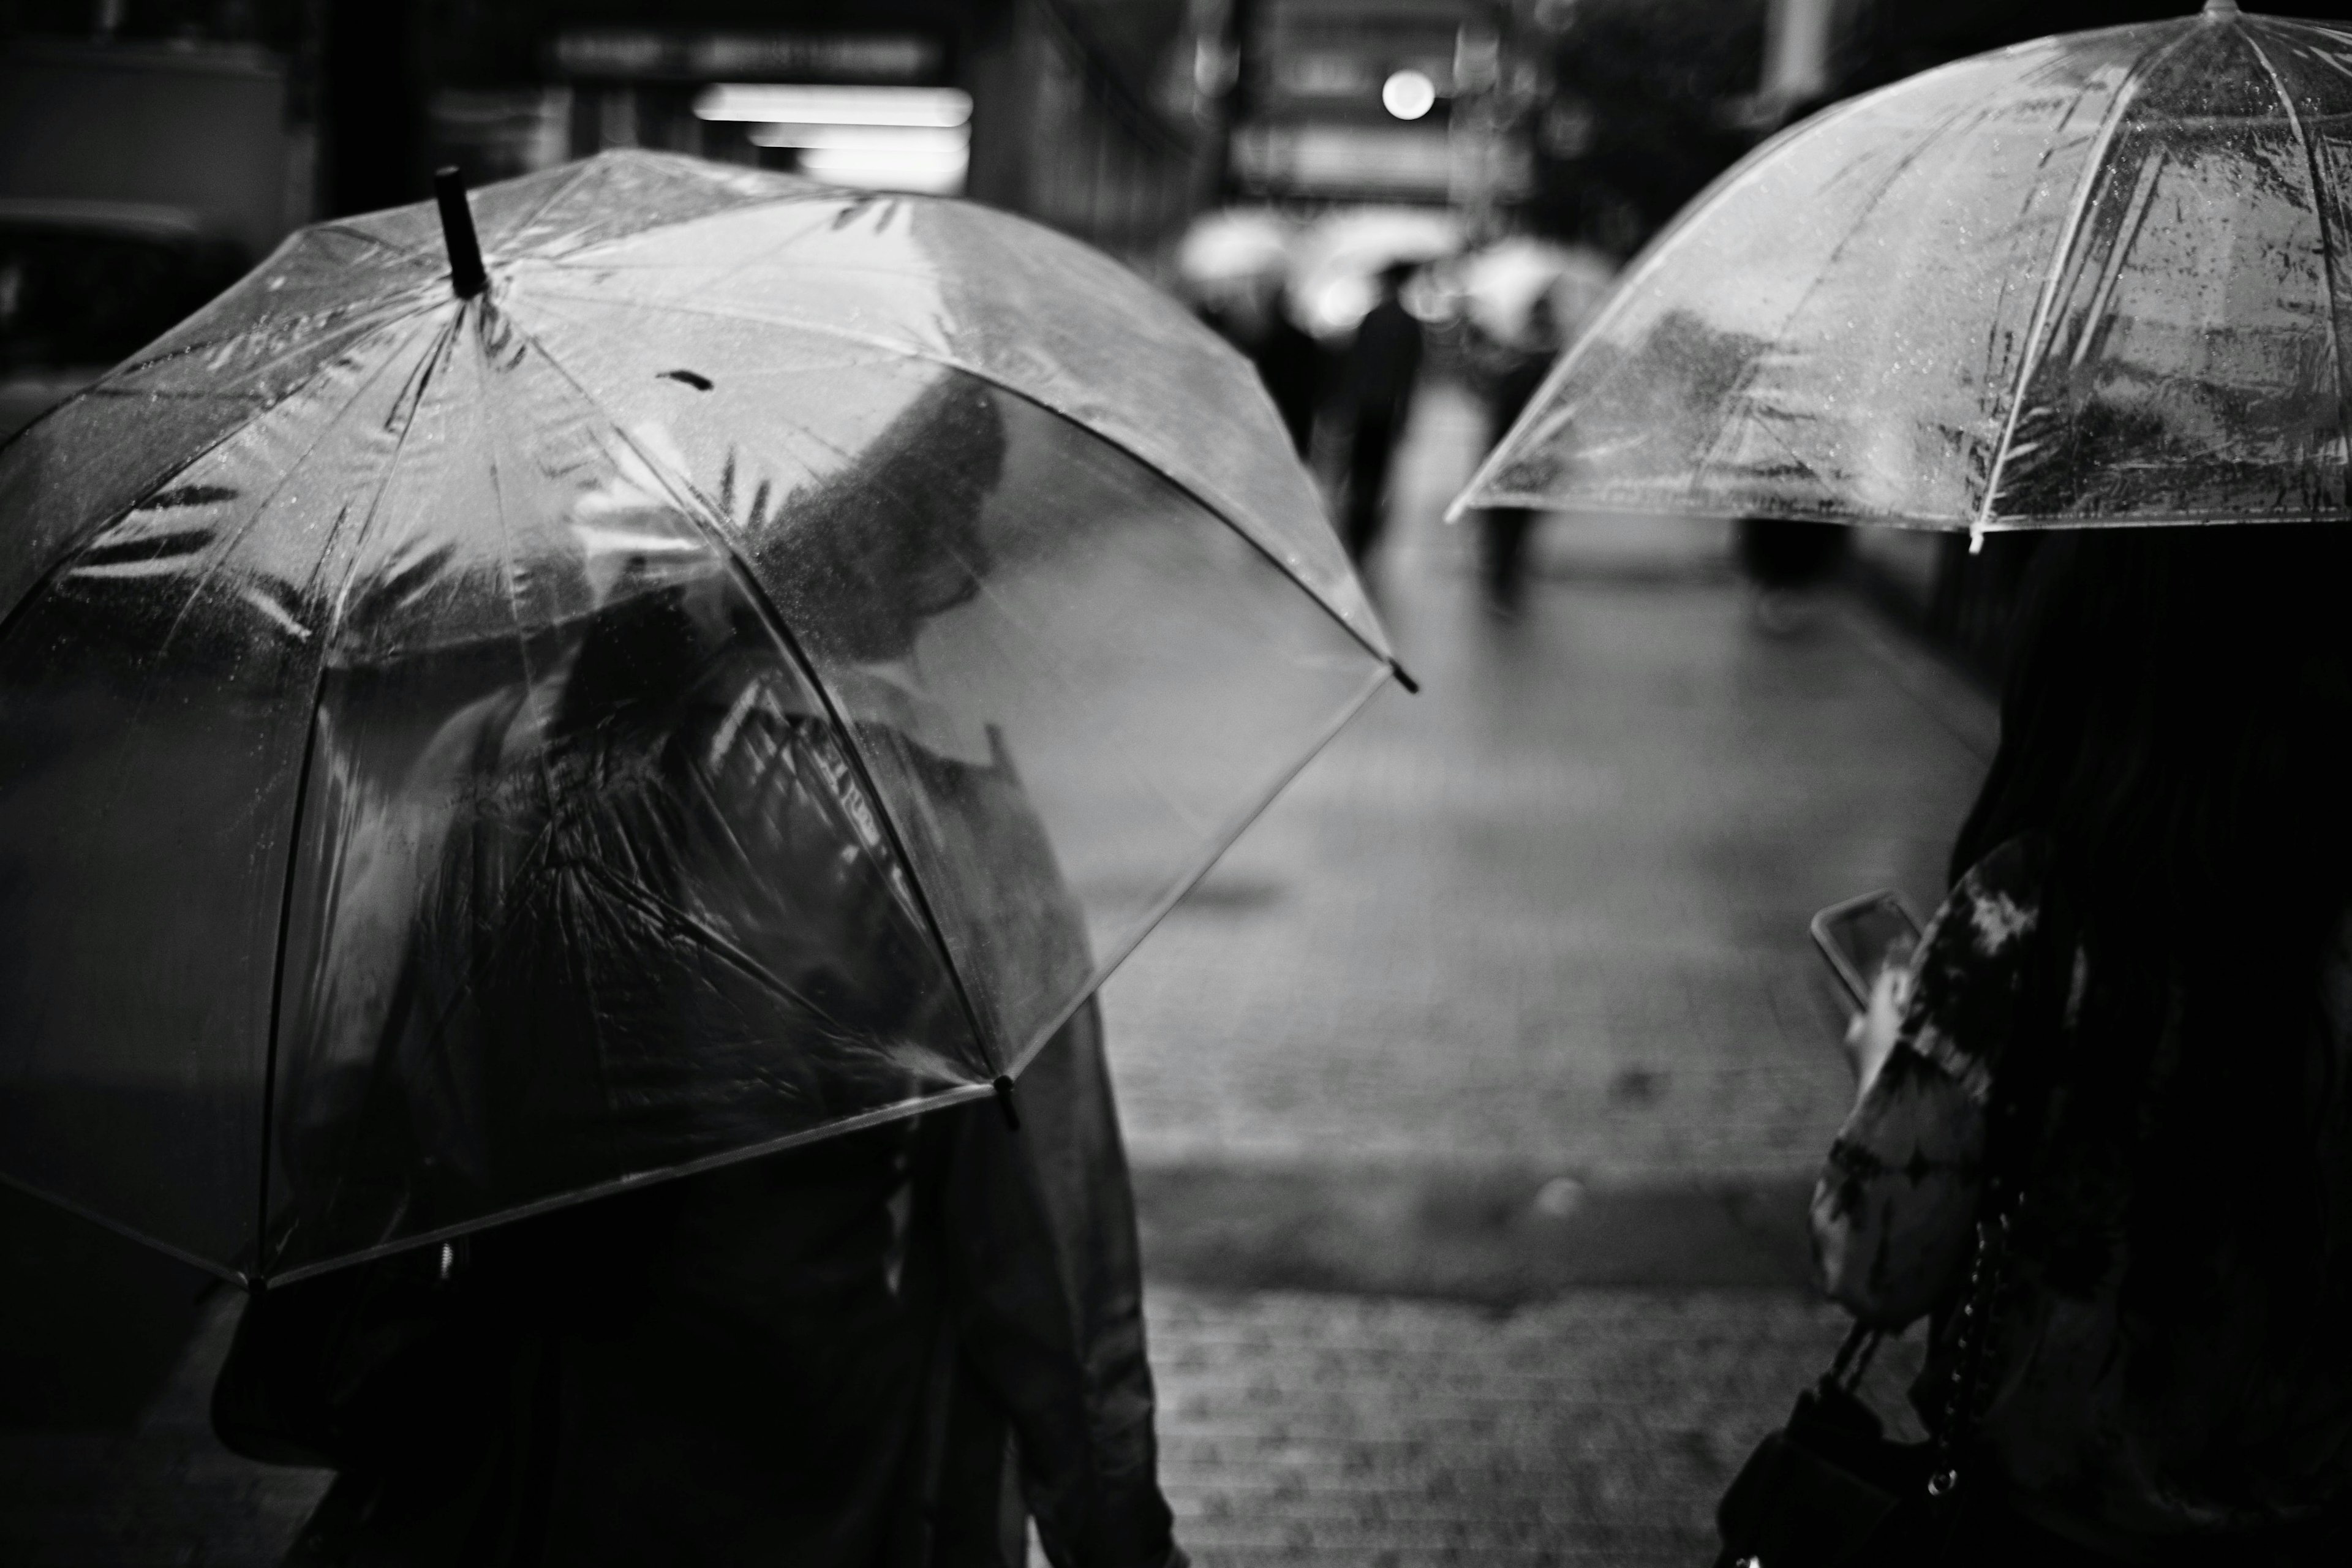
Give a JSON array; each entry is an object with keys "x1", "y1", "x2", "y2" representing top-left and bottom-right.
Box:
[
  {"x1": 212, "y1": 383, "x2": 1186, "y2": 1568},
  {"x1": 1250, "y1": 281, "x2": 1322, "y2": 459},
  {"x1": 1809, "y1": 526, "x2": 2352, "y2": 1564},
  {"x1": 1340, "y1": 262, "x2": 1425, "y2": 565},
  {"x1": 1469, "y1": 293, "x2": 1563, "y2": 618},
  {"x1": 1197, "y1": 281, "x2": 1321, "y2": 461},
  {"x1": 1735, "y1": 514, "x2": 1849, "y2": 633}
]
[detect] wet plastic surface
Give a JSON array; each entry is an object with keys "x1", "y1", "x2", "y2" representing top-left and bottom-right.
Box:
[
  {"x1": 0, "y1": 151, "x2": 1388, "y2": 1284},
  {"x1": 1458, "y1": 7, "x2": 2352, "y2": 533}
]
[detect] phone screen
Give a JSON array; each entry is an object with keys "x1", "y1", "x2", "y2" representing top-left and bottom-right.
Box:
[{"x1": 1810, "y1": 891, "x2": 1923, "y2": 1008}]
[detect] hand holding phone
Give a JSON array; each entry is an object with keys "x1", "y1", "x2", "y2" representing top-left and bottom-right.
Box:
[
  {"x1": 1810, "y1": 890, "x2": 1923, "y2": 1010},
  {"x1": 1814, "y1": 891, "x2": 1923, "y2": 1090}
]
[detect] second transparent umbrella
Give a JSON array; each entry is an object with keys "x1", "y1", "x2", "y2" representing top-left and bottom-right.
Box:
[
  {"x1": 1455, "y1": 2, "x2": 2352, "y2": 540},
  {"x1": 0, "y1": 151, "x2": 1399, "y2": 1286}
]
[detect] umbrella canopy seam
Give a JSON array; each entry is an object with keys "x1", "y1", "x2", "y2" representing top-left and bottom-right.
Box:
[
  {"x1": 1001, "y1": 658, "x2": 1390, "y2": 1079},
  {"x1": 2239, "y1": 23, "x2": 2352, "y2": 497},
  {"x1": 1445, "y1": 86, "x2": 1882, "y2": 525},
  {"x1": 258, "y1": 1077, "x2": 1001, "y2": 1289},
  {"x1": 1685, "y1": 94, "x2": 2021, "y2": 526},
  {"x1": 255, "y1": 312, "x2": 472, "y2": 1278},
  {"x1": 1969, "y1": 23, "x2": 2201, "y2": 548},
  {"x1": 0, "y1": 306, "x2": 440, "y2": 636},
  {"x1": 0, "y1": 1170, "x2": 249, "y2": 1289},
  {"x1": 497, "y1": 309, "x2": 1011, "y2": 1091}
]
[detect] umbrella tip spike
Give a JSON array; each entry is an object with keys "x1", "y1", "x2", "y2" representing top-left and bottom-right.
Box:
[
  {"x1": 992, "y1": 1074, "x2": 1022, "y2": 1132},
  {"x1": 433, "y1": 167, "x2": 488, "y2": 301},
  {"x1": 2203, "y1": 0, "x2": 2241, "y2": 17}
]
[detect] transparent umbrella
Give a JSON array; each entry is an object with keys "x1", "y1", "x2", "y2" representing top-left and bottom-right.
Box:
[
  {"x1": 0, "y1": 151, "x2": 1399, "y2": 1286},
  {"x1": 1453, "y1": 1, "x2": 2352, "y2": 542}
]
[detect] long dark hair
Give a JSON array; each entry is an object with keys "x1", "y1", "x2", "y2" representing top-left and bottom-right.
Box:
[{"x1": 1951, "y1": 525, "x2": 2352, "y2": 1331}]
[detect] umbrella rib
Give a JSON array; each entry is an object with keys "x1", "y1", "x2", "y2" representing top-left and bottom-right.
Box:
[
  {"x1": 1970, "y1": 25, "x2": 2200, "y2": 547},
  {"x1": 0, "y1": 307, "x2": 432, "y2": 638},
  {"x1": 517, "y1": 285, "x2": 1401, "y2": 675},
  {"x1": 261, "y1": 1072, "x2": 997, "y2": 1289},
  {"x1": 304, "y1": 221, "x2": 438, "y2": 263},
  {"x1": 253, "y1": 319, "x2": 466, "y2": 1279},
  {"x1": 1447, "y1": 86, "x2": 1889, "y2": 522},
  {"x1": 144, "y1": 320, "x2": 445, "y2": 683},
  {"x1": 105, "y1": 289, "x2": 435, "y2": 395},
  {"x1": 504, "y1": 321, "x2": 1012, "y2": 1087},
  {"x1": 1680, "y1": 92, "x2": 2016, "y2": 518},
  {"x1": 2242, "y1": 24, "x2": 2352, "y2": 507},
  {"x1": 255, "y1": 662, "x2": 329, "y2": 1273},
  {"x1": 998, "y1": 657, "x2": 1392, "y2": 1080},
  {"x1": 486, "y1": 157, "x2": 604, "y2": 256},
  {"x1": 466, "y1": 315, "x2": 643, "y2": 1123}
]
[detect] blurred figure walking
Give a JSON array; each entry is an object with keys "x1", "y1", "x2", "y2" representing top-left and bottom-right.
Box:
[
  {"x1": 1199, "y1": 281, "x2": 1321, "y2": 461},
  {"x1": 1735, "y1": 516, "x2": 1849, "y2": 633},
  {"x1": 1469, "y1": 294, "x2": 1563, "y2": 618},
  {"x1": 1251, "y1": 283, "x2": 1323, "y2": 459},
  {"x1": 1340, "y1": 262, "x2": 1424, "y2": 565}
]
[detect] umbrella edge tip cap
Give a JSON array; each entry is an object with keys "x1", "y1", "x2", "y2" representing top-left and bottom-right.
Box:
[{"x1": 433, "y1": 167, "x2": 489, "y2": 300}]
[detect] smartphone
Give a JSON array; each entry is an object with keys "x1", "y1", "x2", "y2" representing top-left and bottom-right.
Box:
[{"x1": 1810, "y1": 891, "x2": 1923, "y2": 1009}]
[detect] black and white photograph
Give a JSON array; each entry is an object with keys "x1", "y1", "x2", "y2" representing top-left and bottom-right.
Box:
[{"x1": 7, "y1": 1, "x2": 2352, "y2": 1563}]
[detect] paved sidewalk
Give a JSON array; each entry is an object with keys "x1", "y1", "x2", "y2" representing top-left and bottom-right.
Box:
[{"x1": 1109, "y1": 382, "x2": 1986, "y2": 1565}]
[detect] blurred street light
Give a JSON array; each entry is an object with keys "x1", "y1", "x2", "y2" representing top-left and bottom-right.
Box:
[
  {"x1": 696, "y1": 85, "x2": 973, "y2": 195},
  {"x1": 1382, "y1": 68, "x2": 1438, "y2": 120},
  {"x1": 692, "y1": 85, "x2": 973, "y2": 127}
]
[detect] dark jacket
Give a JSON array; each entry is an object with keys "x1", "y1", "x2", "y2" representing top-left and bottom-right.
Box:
[
  {"x1": 1343, "y1": 295, "x2": 1423, "y2": 424},
  {"x1": 213, "y1": 604, "x2": 1181, "y2": 1567},
  {"x1": 217, "y1": 1001, "x2": 1174, "y2": 1568}
]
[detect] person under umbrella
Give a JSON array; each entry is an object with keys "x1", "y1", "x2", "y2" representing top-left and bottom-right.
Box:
[
  {"x1": 1340, "y1": 262, "x2": 1425, "y2": 567},
  {"x1": 0, "y1": 150, "x2": 1400, "y2": 1568},
  {"x1": 1819, "y1": 525, "x2": 2352, "y2": 1564},
  {"x1": 1465, "y1": 292, "x2": 1564, "y2": 618},
  {"x1": 1251, "y1": 281, "x2": 1324, "y2": 461},
  {"x1": 214, "y1": 378, "x2": 1185, "y2": 1567},
  {"x1": 1457, "y1": 5, "x2": 2352, "y2": 1558}
]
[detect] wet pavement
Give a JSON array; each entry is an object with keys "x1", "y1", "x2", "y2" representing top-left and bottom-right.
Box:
[
  {"x1": 0, "y1": 382, "x2": 1991, "y2": 1564},
  {"x1": 1108, "y1": 381, "x2": 1990, "y2": 1564}
]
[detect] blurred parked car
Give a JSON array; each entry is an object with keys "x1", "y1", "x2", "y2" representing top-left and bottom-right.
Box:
[{"x1": 0, "y1": 198, "x2": 247, "y2": 440}]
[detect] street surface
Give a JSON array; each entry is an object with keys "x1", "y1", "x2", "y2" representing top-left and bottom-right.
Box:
[
  {"x1": 1111, "y1": 381, "x2": 1992, "y2": 1565},
  {"x1": 0, "y1": 382, "x2": 1994, "y2": 1564}
]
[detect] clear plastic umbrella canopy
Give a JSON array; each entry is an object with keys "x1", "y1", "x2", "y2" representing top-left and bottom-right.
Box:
[
  {"x1": 0, "y1": 151, "x2": 1395, "y2": 1286},
  {"x1": 1455, "y1": 1, "x2": 2352, "y2": 538}
]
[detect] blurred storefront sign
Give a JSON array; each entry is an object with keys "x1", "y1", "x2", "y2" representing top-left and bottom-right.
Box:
[
  {"x1": 0, "y1": 40, "x2": 295, "y2": 260},
  {"x1": 696, "y1": 83, "x2": 974, "y2": 194},
  {"x1": 1232, "y1": 124, "x2": 1452, "y2": 197},
  {"x1": 550, "y1": 29, "x2": 946, "y2": 86},
  {"x1": 1219, "y1": 0, "x2": 1539, "y2": 217}
]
